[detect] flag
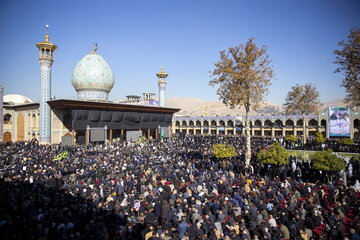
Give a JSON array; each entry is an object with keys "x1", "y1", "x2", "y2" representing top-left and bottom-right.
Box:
[{"x1": 52, "y1": 151, "x2": 69, "y2": 161}]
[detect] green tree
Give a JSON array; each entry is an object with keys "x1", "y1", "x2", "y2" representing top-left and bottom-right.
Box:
[
  {"x1": 311, "y1": 149, "x2": 346, "y2": 171},
  {"x1": 315, "y1": 131, "x2": 325, "y2": 143},
  {"x1": 257, "y1": 141, "x2": 289, "y2": 165},
  {"x1": 210, "y1": 38, "x2": 274, "y2": 167},
  {"x1": 338, "y1": 138, "x2": 354, "y2": 145},
  {"x1": 285, "y1": 134, "x2": 298, "y2": 142},
  {"x1": 283, "y1": 83, "x2": 320, "y2": 144},
  {"x1": 213, "y1": 144, "x2": 237, "y2": 159},
  {"x1": 334, "y1": 28, "x2": 360, "y2": 106}
]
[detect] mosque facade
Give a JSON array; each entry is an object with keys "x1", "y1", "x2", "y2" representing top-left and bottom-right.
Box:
[
  {"x1": 1, "y1": 28, "x2": 177, "y2": 144},
  {"x1": 172, "y1": 112, "x2": 360, "y2": 139}
]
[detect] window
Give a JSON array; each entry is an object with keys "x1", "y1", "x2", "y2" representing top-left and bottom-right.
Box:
[{"x1": 4, "y1": 114, "x2": 12, "y2": 124}]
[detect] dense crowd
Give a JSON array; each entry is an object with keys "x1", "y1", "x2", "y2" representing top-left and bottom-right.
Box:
[{"x1": 0, "y1": 135, "x2": 360, "y2": 240}]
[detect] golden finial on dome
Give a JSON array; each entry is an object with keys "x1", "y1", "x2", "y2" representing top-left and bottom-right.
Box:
[{"x1": 91, "y1": 43, "x2": 98, "y2": 54}]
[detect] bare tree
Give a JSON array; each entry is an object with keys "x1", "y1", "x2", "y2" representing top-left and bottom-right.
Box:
[
  {"x1": 210, "y1": 38, "x2": 274, "y2": 167},
  {"x1": 283, "y1": 83, "x2": 320, "y2": 144},
  {"x1": 334, "y1": 28, "x2": 360, "y2": 107}
]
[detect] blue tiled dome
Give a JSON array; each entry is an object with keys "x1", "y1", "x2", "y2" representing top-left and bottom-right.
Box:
[{"x1": 71, "y1": 51, "x2": 114, "y2": 101}]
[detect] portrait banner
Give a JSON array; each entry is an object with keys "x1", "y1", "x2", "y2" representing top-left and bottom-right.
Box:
[{"x1": 329, "y1": 107, "x2": 350, "y2": 137}]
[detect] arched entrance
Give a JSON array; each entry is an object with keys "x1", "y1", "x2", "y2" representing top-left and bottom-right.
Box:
[
  {"x1": 4, "y1": 132, "x2": 11, "y2": 142},
  {"x1": 17, "y1": 114, "x2": 25, "y2": 141},
  {"x1": 254, "y1": 120, "x2": 262, "y2": 127},
  {"x1": 285, "y1": 119, "x2": 294, "y2": 127}
]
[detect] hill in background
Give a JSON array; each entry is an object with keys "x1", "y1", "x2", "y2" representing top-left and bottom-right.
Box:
[{"x1": 167, "y1": 97, "x2": 345, "y2": 117}]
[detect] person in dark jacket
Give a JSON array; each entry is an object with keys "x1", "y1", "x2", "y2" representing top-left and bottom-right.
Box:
[
  {"x1": 350, "y1": 228, "x2": 360, "y2": 240},
  {"x1": 161, "y1": 200, "x2": 170, "y2": 225},
  {"x1": 178, "y1": 217, "x2": 188, "y2": 239}
]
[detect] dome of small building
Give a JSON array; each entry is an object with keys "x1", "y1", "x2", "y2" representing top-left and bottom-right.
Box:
[
  {"x1": 4, "y1": 94, "x2": 33, "y2": 105},
  {"x1": 71, "y1": 48, "x2": 114, "y2": 101}
]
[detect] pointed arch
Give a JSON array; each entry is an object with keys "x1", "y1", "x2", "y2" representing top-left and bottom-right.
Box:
[
  {"x1": 296, "y1": 119, "x2": 303, "y2": 127},
  {"x1": 17, "y1": 113, "x2": 25, "y2": 141},
  {"x1": 254, "y1": 119, "x2": 262, "y2": 127},
  {"x1": 354, "y1": 119, "x2": 360, "y2": 128},
  {"x1": 274, "y1": 119, "x2": 283, "y2": 127},
  {"x1": 264, "y1": 119, "x2": 272, "y2": 127},
  {"x1": 4, "y1": 132, "x2": 11, "y2": 142},
  {"x1": 321, "y1": 119, "x2": 326, "y2": 127},
  {"x1": 285, "y1": 119, "x2": 294, "y2": 127},
  {"x1": 308, "y1": 119, "x2": 318, "y2": 127}
]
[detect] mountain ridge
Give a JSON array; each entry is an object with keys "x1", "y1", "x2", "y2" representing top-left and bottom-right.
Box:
[{"x1": 167, "y1": 97, "x2": 345, "y2": 116}]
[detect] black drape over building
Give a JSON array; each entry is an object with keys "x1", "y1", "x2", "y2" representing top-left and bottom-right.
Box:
[
  {"x1": 48, "y1": 99, "x2": 179, "y2": 144},
  {"x1": 71, "y1": 109, "x2": 173, "y2": 130}
]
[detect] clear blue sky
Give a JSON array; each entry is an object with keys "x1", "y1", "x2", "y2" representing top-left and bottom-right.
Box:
[{"x1": 0, "y1": 0, "x2": 359, "y2": 105}]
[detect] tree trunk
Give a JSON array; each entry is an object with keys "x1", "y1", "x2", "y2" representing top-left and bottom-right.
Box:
[
  {"x1": 245, "y1": 111, "x2": 251, "y2": 168},
  {"x1": 302, "y1": 113, "x2": 307, "y2": 145}
]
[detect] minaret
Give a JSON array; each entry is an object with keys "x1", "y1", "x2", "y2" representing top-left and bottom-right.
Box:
[
  {"x1": 36, "y1": 25, "x2": 57, "y2": 144},
  {"x1": 157, "y1": 67, "x2": 168, "y2": 107}
]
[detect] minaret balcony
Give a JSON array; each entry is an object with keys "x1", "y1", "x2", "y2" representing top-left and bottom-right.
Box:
[{"x1": 39, "y1": 53, "x2": 53, "y2": 60}]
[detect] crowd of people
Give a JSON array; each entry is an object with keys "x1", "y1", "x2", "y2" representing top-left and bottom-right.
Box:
[{"x1": 0, "y1": 135, "x2": 359, "y2": 240}]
